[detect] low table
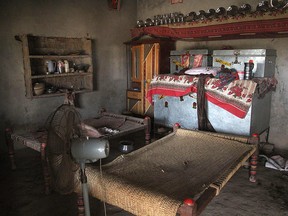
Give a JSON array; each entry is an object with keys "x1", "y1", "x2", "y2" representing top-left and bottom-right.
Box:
[{"x1": 5, "y1": 112, "x2": 151, "y2": 195}]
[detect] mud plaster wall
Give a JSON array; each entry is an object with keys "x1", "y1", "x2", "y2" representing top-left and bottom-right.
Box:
[
  {"x1": 0, "y1": 0, "x2": 137, "y2": 150},
  {"x1": 0, "y1": 0, "x2": 287, "y2": 152},
  {"x1": 137, "y1": 0, "x2": 288, "y2": 151}
]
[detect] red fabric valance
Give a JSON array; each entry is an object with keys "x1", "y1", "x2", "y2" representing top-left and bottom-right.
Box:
[{"x1": 131, "y1": 13, "x2": 288, "y2": 40}]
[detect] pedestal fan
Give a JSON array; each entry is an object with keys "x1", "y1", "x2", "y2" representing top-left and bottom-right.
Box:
[
  {"x1": 46, "y1": 104, "x2": 109, "y2": 216},
  {"x1": 71, "y1": 137, "x2": 109, "y2": 216}
]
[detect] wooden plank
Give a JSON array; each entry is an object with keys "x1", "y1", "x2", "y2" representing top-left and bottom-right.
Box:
[{"x1": 20, "y1": 35, "x2": 33, "y2": 98}]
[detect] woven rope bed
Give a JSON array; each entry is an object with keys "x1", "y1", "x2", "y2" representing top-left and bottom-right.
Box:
[
  {"x1": 82, "y1": 112, "x2": 149, "y2": 140},
  {"x1": 84, "y1": 128, "x2": 257, "y2": 216}
]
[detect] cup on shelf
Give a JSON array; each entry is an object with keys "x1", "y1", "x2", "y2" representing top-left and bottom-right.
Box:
[
  {"x1": 57, "y1": 60, "x2": 64, "y2": 73},
  {"x1": 46, "y1": 60, "x2": 56, "y2": 73},
  {"x1": 238, "y1": 71, "x2": 245, "y2": 80},
  {"x1": 64, "y1": 60, "x2": 69, "y2": 73}
]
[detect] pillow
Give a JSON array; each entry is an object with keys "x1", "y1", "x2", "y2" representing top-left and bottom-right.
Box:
[{"x1": 184, "y1": 67, "x2": 220, "y2": 76}]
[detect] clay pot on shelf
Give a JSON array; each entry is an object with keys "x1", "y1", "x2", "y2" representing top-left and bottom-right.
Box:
[{"x1": 33, "y1": 82, "x2": 45, "y2": 96}]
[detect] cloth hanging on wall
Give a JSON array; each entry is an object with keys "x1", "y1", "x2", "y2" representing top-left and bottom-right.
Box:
[
  {"x1": 193, "y1": 54, "x2": 203, "y2": 68},
  {"x1": 181, "y1": 53, "x2": 190, "y2": 68}
]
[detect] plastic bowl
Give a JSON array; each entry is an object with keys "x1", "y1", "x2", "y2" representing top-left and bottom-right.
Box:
[{"x1": 119, "y1": 140, "x2": 134, "y2": 154}]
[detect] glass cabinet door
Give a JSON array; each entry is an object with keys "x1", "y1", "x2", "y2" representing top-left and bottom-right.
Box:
[{"x1": 131, "y1": 45, "x2": 143, "y2": 82}]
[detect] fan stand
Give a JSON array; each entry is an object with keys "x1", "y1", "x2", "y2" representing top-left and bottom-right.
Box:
[
  {"x1": 79, "y1": 162, "x2": 91, "y2": 216},
  {"x1": 70, "y1": 134, "x2": 110, "y2": 216}
]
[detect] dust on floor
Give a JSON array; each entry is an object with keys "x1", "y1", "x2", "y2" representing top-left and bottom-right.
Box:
[{"x1": 1, "y1": 148, "x2": 288, "y2": 216}]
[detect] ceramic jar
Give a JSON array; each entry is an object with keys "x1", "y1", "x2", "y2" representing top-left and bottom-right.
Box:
[{"x1": 33, "y1": 82, "x2": 45, "y2": 96}]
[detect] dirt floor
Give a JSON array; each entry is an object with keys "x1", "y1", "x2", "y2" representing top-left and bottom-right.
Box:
[{"x1": 1, "y1": 135, "x2": 288, "y2": 216}]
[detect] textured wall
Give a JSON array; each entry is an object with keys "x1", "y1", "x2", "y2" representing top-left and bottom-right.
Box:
[
  {"x1": 0, "y1": 0, "x2": 137, "y2": 150},
  {"x1": 137, "y1": 0, "x2": 258, "y2": 20},
  {"x1": 1, "y1": 0, "x2": 287, "y2": 152},
  {"x1": 137, "y1": 0, "x2": 288, "y2": 151}
]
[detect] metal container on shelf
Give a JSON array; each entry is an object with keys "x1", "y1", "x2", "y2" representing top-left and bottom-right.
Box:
[
  {"x1": 212, "y1": 49, "x2": 277, "y2": 77},
  {"x1": 170, "y1": 49, "x2": 212, "y2": 74}
]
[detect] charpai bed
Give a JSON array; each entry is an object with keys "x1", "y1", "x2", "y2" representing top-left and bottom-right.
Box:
[
  {"x1": 81, "y1": 112, "x2": 151, "y2": 142},
  {"x1": 5, "y1": 111, "x2": 151, "y2": 194},
  {"x1": 85, "y1": 127, "x2": 258, "y2": 216}
]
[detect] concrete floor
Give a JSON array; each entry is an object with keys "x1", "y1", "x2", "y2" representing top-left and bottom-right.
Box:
[{"x1": 1, "y1": 132, "x2": 288, "y2": 216}]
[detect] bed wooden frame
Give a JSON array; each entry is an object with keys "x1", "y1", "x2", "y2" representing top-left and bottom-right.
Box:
[
  {"x1": 5, "y1": 118, "x2": 258, "y2": 216},
  {"x1": 84, "y1": 125, "x2": 258, "y2": 216},
  {"x1": 4, "y1": 111, "x2": 151, "y2": 195}
]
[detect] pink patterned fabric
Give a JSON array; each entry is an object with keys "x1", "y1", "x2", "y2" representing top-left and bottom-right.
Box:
[{"x1": 147, "y1": 74, "x2": 258, "y2": 118}]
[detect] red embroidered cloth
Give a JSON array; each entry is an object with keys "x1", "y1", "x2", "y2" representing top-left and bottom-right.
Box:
[
  {"x1": 147, "y1": 75, "x2": 258, "y2": 118},
  {"x1": 131, "y1": 13, "x2": 288, "y2": 39}
]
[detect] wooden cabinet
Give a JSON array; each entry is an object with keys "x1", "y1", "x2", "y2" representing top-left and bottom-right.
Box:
[
  {"x1": 125, "y1": 39, "x2": 175, "y2": 116},
  {"x1": 18, "y1": 35, "x2": 93, "y2": 99}
]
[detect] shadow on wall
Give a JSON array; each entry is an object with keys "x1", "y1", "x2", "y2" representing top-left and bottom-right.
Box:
[
  {"x1": 0, "y1": 114, "x2": 10, "y2": 153},
  {"x1": 92, "y1": 39, "x2": 99, "y2": 92}
]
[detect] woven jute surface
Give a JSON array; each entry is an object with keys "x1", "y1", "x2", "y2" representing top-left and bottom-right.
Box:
[
  {"x1": 86, "y1": 129, "x2": 256, "y2": 216},
  {"x1": 82, "y1": 113, "x2": 146, "y2": 137},
  {"x1": 83, "y1": 116, "x2": 127, "y2": 129}
]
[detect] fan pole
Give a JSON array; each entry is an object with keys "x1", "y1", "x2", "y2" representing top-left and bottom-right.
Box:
[{"x1": 80, "y1": 162, "x2": 91, "y2": 216}]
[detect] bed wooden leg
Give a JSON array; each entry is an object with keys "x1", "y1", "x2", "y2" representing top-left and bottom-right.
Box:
[
  {"x1": 249, "y1": 152, "x2": 258, "y2": 183},
  {"x1": 5, "y1": 128, "x2": 16, "y2": 170},
  {"x1": 77, "y1": 193, "x2": 85, "y2": 216},
  {"x1": 177, "y1": 198, "x2": 197, "y2": 216},
  {"x1": 144, "y1": 116, "x2": 151, "y2": 144},
  {"x1": 177, "y1": 188, "x2": 217, "y2": 215},
  {"x1": 40, "y1": 143, "x2": 51, "y2": 194},
  {"x1": 173, "y1": 123, "x2": 181, "y2": 131},
  {"x1": 249, "y1": 134, "x2": 259, "y2": 183}
]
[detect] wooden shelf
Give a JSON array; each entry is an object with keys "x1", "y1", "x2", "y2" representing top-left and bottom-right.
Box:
[
  {"x1": 18, "y1": 35, "x2": 94, "y2": 99},
  {"x1": 131, "y1": 11, "x2": 288, "y2": 41},
  {"x1": 31, "y1": 89, "x2": 92, "y2": 99},
  {"x1": 31, "y1": 72, "x2": 92, "y2": 79},
  {"x1": 29, "y1": 55, "x2": 91, "y2": 59}
]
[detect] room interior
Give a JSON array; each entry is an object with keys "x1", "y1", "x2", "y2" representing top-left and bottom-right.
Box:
[{"x1": 1, "y1": 0, "x2": 288, "y2": 215}]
